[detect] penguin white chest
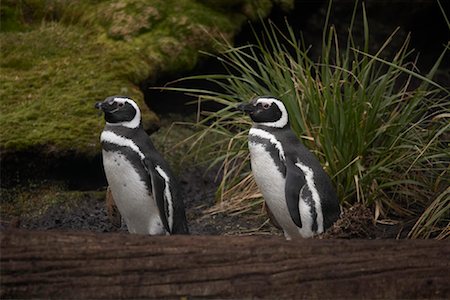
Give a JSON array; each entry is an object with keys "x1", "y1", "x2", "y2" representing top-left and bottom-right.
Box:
[
  {"x1": 102, "y1": 150, "x2": 165, "y2": 235},
  {"x1": 249, "y1": 142, "x2": 299, "y2": 238}
]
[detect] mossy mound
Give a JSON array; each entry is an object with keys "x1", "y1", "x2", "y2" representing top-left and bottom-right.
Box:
[
  {"x1": 0, "y1": 23, "x2": 147, "y2": 156},
  {"x1": 0, "y1": 0, "x2": 288, "y2": 158}
]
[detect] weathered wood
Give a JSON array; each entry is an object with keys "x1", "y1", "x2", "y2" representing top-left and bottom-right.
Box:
[{"x1": 1, "y1": 229, "x2": 449, "y2": 299}]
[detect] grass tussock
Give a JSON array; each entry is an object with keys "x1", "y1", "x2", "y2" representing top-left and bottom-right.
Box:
[{"x1": 171, "y1": 2, "x2": 450, "y2": 238}]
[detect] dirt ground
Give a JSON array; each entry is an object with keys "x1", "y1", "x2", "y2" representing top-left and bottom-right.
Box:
[
  {"x1": 0, "y1": 116, "x2": 407, "y2": 239},
  {"x1": 1, "y1": 166, "x2": 277, "y2": 236},
  {"x1": 1, "y1": 163, "x2": 405, "y2": 239}
]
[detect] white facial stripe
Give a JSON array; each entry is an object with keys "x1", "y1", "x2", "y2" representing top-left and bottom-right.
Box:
[
  {"x1": 113, "y1": 97, "x2": 130, "y2": 102},
  {"x1": 295, "y1": 162, "x2": 324, "y2": 233},
  {"x1": 155, "y1": 165, "x2": 173, "y2": 231},
  {"x1": 101, "y1": 131, "x2": 145, "y2": 160},
  {"x1": 255, "y1": 98, "x2": 289, "y2": 128},
  {"x1": 255, "y1": 97, "x2": 279, "y2": 104},
  {"x1": 249, "y1": 128, "x2": 285, "y2": 161},
  {"x1": 105, "y1": 97, "x2": 141, "y2": 129}
]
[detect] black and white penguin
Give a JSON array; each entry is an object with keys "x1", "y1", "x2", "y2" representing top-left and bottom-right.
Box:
[
  {"x1": 95, "y1": 95, "x2": 188, "y2": 235},
  {"x1": 238, "y1": 96, "x2": 340, "y2": 239}
]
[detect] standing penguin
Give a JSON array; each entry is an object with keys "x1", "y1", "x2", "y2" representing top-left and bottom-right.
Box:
[
  {"x1": 96, "y1": 95, "x2": 188, "y2": 235},
  {"x1": 238, "y1": 96, "x2": 340, "y2": 239}
]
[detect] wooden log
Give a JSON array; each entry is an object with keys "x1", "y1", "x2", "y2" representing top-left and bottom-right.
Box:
[{"x1": 1, "y1": 229, "x2": 449, "y2": 299}]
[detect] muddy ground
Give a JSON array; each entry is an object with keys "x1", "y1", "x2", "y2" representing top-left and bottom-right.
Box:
[
  {"x1": 0, "y1": 163, "x2": 404, "y2": 239},
  {"x1": 0, "y1": 115, "x2": 407, "y2": 239},
  {"x1": 1, "y1": 166, "x2": 280, "y2": 236}
]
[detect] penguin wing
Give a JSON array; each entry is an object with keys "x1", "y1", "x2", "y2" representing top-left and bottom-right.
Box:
[
  {"x1": 143, "y1": 159, "x2": 172, "y2": 234},
  {"x1": 285, "y1": 161, "x2": 307, "y2": 228}
]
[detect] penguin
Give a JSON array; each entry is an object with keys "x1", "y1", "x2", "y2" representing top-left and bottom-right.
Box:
[
  {"x1": 237, "y1": 96, "x2": 340, "y2": 239},
  {"x1": 95, "y1": 95, "x2": 188, "y2": 235}
]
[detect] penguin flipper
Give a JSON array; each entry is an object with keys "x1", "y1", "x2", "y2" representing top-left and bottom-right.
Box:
[
  {"x1": 285, "y1": 163, "x2": 306, "y2": 228},
  {"x1": 144, "y1": 159, "x2": 171, "y2": 234}
]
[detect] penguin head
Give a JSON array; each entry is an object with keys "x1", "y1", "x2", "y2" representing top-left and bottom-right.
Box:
[
  {"x1": 237, "y1": 96, "x2": 288, "y2": 128},
  {"x1": 95, "y1": 96, "x2": 141, "y2": 128}
]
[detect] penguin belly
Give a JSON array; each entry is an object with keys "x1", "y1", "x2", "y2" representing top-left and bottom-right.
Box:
[
  {"x1": 249, "y1": 143, "x2": 300, "y2": 239},
  {"x1": 102, "y1": 150, "x2": 166, "y2": 235}
]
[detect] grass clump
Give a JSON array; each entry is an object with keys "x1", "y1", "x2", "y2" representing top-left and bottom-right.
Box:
[{"x1": 174, "y1": 2, "x2": 450, "y2": 238}]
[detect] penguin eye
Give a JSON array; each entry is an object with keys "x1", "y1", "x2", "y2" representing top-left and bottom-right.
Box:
[
  {"x1": 117, "y1": 102, "x2": 124, "y2": 107},
  {"x1": 262, "y1": 103, "x2": 270, "y2": 109}
]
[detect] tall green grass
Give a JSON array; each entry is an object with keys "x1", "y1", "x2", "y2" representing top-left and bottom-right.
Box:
[{"x1": 171, "y1": 3, "x2": 450, "y2": 238}]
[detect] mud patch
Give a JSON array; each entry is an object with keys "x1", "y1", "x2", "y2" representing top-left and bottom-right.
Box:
[
  {"x1": 1, "y1": 168, "x2": 402, "y2": 239},
  {"x1": 0, "y1": 120, "x2": 402, "y2": 238},
  {"x1": 20, "y1": 196, "x2": 118, "y2": 233},
  {"x1": 2, "y1": 166, "x2": 279, "y2": 236}
]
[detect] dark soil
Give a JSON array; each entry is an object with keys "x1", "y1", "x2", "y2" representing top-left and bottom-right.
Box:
[
  {"x1": 0, "y1": 118, "x2": 405, "y2": 239},
  {"x1": 1, "y1": 163, "x2": 404, "y2": 238},
  {"x1": 1, "y1": 166, "x2": 279, "y2": 236}
]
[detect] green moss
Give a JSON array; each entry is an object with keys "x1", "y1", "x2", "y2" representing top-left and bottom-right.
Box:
[
  {"x1": 0, "y1": 0, "x2": 288, "y2": 157},
  {"x1": 0, "y1": 23, "x2": 151, "y2": 156},
  {"x1": 1, "y1": 182, "x2": 105, "y2": 218}
]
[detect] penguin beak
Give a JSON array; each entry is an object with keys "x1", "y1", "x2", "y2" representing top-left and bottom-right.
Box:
[
  {"x1": 237, "y1": 103, "x2": 254, "y2": 115},
  {"x1": 95, "y1": 101, "x2": 106, "y2": 117}
]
